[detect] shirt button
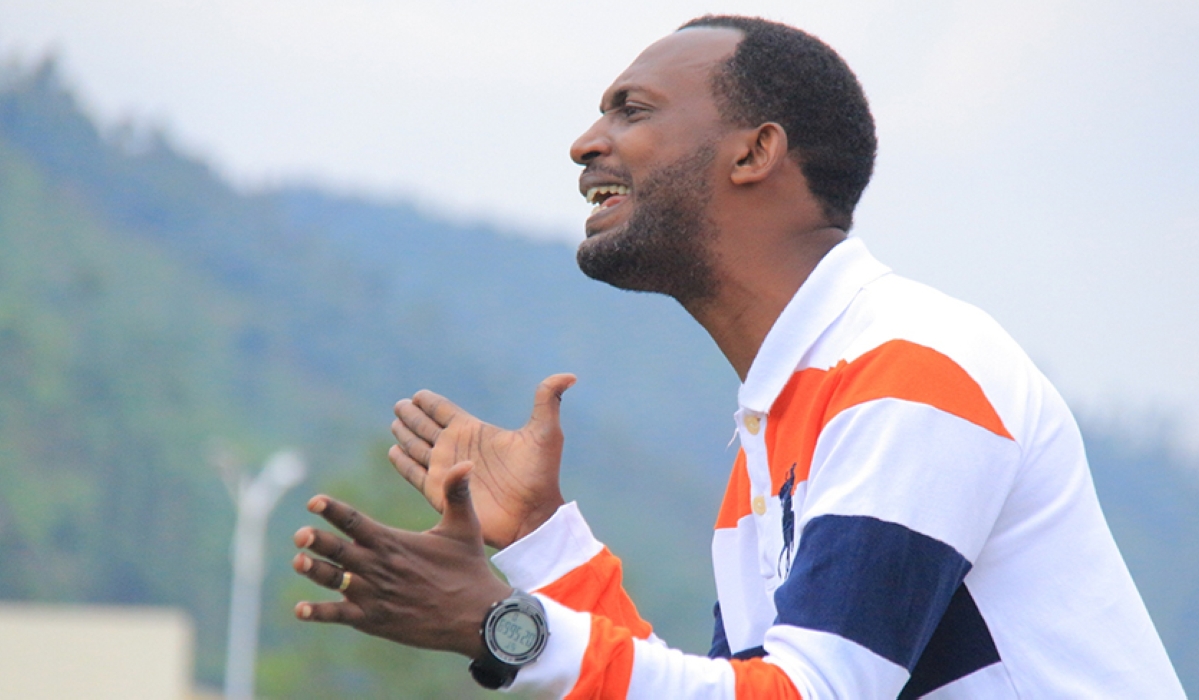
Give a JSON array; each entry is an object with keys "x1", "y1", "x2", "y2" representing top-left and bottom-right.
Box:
[
  {"x1": 744, "y1": 414, "x2": 761, "y2": 435},
  {"x1": 752, "y1": 495, "x2": 767, "y2": 516}
]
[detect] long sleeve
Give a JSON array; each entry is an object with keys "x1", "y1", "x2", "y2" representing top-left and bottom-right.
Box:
[{"x1": 492, "y1": 504, "x2": 803, "y2": 699}]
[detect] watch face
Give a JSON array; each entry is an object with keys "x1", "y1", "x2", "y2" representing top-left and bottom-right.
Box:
[
  {"x1": 483, "y1": 595, "x2": 549, "y2": 666},
  {"x1": 493, "y1": 609, "x2": 539, "y2": 657}
]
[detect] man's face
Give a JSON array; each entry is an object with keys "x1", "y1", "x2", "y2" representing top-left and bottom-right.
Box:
[{"x1": 570, "y1": 28, "x2": 741, "y2": 304}]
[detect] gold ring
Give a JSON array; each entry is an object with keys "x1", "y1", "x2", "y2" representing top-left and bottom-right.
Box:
[{"x1": 338, "y1": 571, "x2": 353, "y2": 592}]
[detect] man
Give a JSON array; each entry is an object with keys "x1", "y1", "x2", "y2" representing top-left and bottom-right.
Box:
[{"x1": 292, "y1": 16, "x2": 1184, "y2": 697}]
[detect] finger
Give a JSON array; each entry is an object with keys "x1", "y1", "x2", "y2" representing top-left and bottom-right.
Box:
[
  {"x1": 307, "y1": 495, "x2": 384, "y2": 546},
  {"x1": 294, "y1": 525, "x2": 365, "y2": 567},
  {"x1": 529, "y1": 373, "x2": 576, "y2": 434},
  {"x1": 292, "y1": 552, "x2": 352, "y2": 592},
  {"x1": 391, "y1": 419, "x2": 433, "y2": 467},
  {"x1": 389, "y1": 444, "x2": 431, "y2": 495},
  {"x1": 433, "y1": 461, "x2": 481, "y2": 541},
  {"x1": 397, "y1": 399, "x2": 444, "y2": 446},
  {"x1": 295, "y1": 600, "x2": 366, "y2": 627},
  {"x1": 412, "y1": 389, "x2": 465, "y2": 428}
]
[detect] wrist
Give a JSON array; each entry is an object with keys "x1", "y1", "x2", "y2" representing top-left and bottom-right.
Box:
[
  {"x1": 469, "y1": 589, "x2": 551, "y2": 690},
  {"x1": 456, "y1": 581, "x2": 513, "y2": 659},
  {"x1": 510, "y1": 495, "x2": 566, "y2": 547}
]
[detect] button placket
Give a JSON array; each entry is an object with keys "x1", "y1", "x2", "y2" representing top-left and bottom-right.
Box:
[
  {"x1": 737, "y1": 411, "x2": 769, "y2": 508},
  {"x1": 737, "y1": 408, "x2": 779, "y2": 579}
]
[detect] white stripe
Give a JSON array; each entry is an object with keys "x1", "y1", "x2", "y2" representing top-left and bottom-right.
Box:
[
  {"x1": 627, "y1": 638, "x2": 736, "y2": 700},
  {"x1": 711, "y1": 522, "x2": 776, "y2": 654},
  {"x1": 764, "y1": 625, "x2": 910, "y2": 699},
  {"x1": 805, "y1": 399, "x2": 1020, "y2": 561},
  {"x1": 505, "y1": 596, "x2": 589, "y2": 698}
]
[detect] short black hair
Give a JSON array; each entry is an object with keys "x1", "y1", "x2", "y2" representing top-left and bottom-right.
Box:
[{"x1": 678, "y1": 15, "x2": 876, "y2": 229}]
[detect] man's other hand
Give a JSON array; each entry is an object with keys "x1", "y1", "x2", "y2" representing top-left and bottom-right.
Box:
[
  {"x1": 390, "y1": 373, "x2": 575, "y2": 549},
  {"x1": 292, "y1": 462, "x2": 512, "y2": 658}
]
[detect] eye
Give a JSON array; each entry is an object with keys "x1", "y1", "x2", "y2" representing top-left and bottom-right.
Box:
[
  {"x1": 601, "y1": 99, "x2": 651, "y2": 121},
  {"x1": 620, "y1": 104, "x2": 648, "y2": 120}
]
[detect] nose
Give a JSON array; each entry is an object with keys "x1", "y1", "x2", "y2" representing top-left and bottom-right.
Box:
[{"x1": 570, "y1": 117, "x2": 610, "y2": 166}]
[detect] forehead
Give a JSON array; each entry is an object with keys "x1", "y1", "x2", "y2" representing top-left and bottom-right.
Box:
[{"x1": 601, "y1": 27, "x2": 742, "y2": 109}]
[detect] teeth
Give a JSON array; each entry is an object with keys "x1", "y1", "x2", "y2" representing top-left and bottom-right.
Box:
[{"x1": 585, "y1": 184, "x2": 630, "y2": 204}]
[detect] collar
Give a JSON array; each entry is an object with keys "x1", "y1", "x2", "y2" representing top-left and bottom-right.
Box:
[{"x1": 738, "y1": 236, "x2": 891, "y2": 412}]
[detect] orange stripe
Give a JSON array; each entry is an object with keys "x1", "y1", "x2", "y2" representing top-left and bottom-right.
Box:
[
  {"x1": 564, "y1": 614, "x2": 636, "y2": 700},
  {"x1": 765, "y1": 339, "x2": 1011, "y2": 495},
  {"x1": 537, "y1": 547, "x2": 653, "y2": 639},
  {"x1": 732, "y1": 657, "x2": 804, "y2": 699},
  {"x1": 564, "y1": 622, "x2": 805, "y2": 699},
  {"x1": 764, "y1": 366, "x2": 831, "y2": 495},
  {"x1": 721, "y1": 339, "x2": 1013, "y2": 508},
  {"x1": 825, "y1": 339, "x2": 1012, "y2": 441},
  {"x1": 714, "y1": 449, "x2": 750, "y2": 529}
]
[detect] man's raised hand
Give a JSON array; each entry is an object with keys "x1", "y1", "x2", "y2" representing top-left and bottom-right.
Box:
[
  {"x1": 389, "y1": 373, "x2": 576, "y2": 549},
  {"x1": 292, "y1": 462, "x2": 511, "y2": 657}
]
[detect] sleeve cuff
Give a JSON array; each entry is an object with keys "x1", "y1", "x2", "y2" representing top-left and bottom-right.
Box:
[
  {"x1": 503, "y1": 596, "x2": 590, "y2": 696},
  {"x1": 491, "y1": 501, "x2": 604, "y2": 592}
]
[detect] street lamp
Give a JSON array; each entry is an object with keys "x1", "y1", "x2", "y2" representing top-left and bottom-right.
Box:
[{"x1": 221, "y1": 449, "x2": 306, "y2": 700}]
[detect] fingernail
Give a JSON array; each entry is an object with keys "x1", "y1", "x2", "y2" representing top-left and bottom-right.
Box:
[
  {"x1": 300, "y1": 554, "x2": 312, "y2": 572},
  {"x1": 299, "y1": 604, "x2": 312, "y2": 619},
  {"x1": 308, "y1": 497, "x2": 327, "y2": 513}
]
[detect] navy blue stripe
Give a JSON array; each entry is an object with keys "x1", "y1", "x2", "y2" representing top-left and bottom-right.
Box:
[
  {"x1": 732, "y1": 645, "x2": 767, "y2": 660},
  {"x1": 708, "y1": 601, "x2": 767, "y2": 661},
  {"x1": 708, "y1": 602, "x2": 731, "y2": 659},
  {"x1": 899, "y1": 583, "x2": 1001, "y2": 699},
  {"x1": 774, "y1": 514, "x2": 972, "y2": 670}
]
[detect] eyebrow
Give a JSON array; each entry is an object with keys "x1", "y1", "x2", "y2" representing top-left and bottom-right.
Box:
[
  {"x1": 599, "y1": 84, "x2": 666, "y2": 113},
  {"x1": 599, "y1": 87, "x2": 632, "y2": 114}
]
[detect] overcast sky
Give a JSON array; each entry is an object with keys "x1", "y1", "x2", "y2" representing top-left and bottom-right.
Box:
[{"x1": 3, "y1": 0, "x2": 1198, "y2": 452}]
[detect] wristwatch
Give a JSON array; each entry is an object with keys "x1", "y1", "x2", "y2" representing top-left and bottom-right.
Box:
[{"x1": 469, "y1": 589, "x2": 550, "y2": 690}]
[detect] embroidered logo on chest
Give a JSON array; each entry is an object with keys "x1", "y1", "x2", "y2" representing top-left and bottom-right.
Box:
[{"x1": 777, "y1": 463, "x2": 797, "y2": 578}]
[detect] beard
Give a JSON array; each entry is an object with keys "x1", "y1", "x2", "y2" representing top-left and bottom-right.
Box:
[{"x1": 576, "y1": 144, "x2": 720, "y2": 307}]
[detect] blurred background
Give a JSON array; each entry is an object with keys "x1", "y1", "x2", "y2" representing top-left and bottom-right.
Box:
[{"x1": 0, "y1": 0, "x2": 1196, "y2": 697}]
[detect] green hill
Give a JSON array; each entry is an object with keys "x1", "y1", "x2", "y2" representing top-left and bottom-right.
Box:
[
  {"x1": 0, "y1": 59, "x2": 732, "y2": 694},
  {"x1": 1, "y1": 59, "x2": 1195, "y2": 695}
]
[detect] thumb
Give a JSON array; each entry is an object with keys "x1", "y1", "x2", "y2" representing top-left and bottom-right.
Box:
[
  {"x1": 529, "y1": 373, "x2": 576, "y2": 433},
  {"x1": 436, "y1": 461, "x2": 481, "y2": 541}
]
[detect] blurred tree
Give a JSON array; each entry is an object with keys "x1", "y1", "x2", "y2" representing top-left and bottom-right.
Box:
[{"x1": 256, "y1": 443, "x2": 510, "y2": 699}]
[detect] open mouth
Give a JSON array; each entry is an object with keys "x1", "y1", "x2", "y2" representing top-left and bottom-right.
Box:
[{"x1": 585, "y1": 184, "x2": 630, "y2": 217}]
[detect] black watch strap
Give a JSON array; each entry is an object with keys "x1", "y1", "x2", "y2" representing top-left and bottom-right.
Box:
[{"x1": 469, "y1": 655, "x2": 520, "y2": 690}]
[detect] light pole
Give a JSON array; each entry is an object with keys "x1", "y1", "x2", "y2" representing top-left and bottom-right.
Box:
[{"x1": 222, "y1": 450, "x2": 306, "y2": 700}]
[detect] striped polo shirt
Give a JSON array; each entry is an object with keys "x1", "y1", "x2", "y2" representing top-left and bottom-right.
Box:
[{"x1": 492, "y1": 237, "x2": 1183, "y2": 698}]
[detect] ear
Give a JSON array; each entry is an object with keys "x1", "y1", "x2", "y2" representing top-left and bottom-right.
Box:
[{"x1": 729, "y1": 123, "x2": 789, "y2": 186}]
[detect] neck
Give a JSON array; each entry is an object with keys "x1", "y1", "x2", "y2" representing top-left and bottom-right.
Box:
[{"x1": 682, "y1": 225, "x2": 847, "y2": 382}]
